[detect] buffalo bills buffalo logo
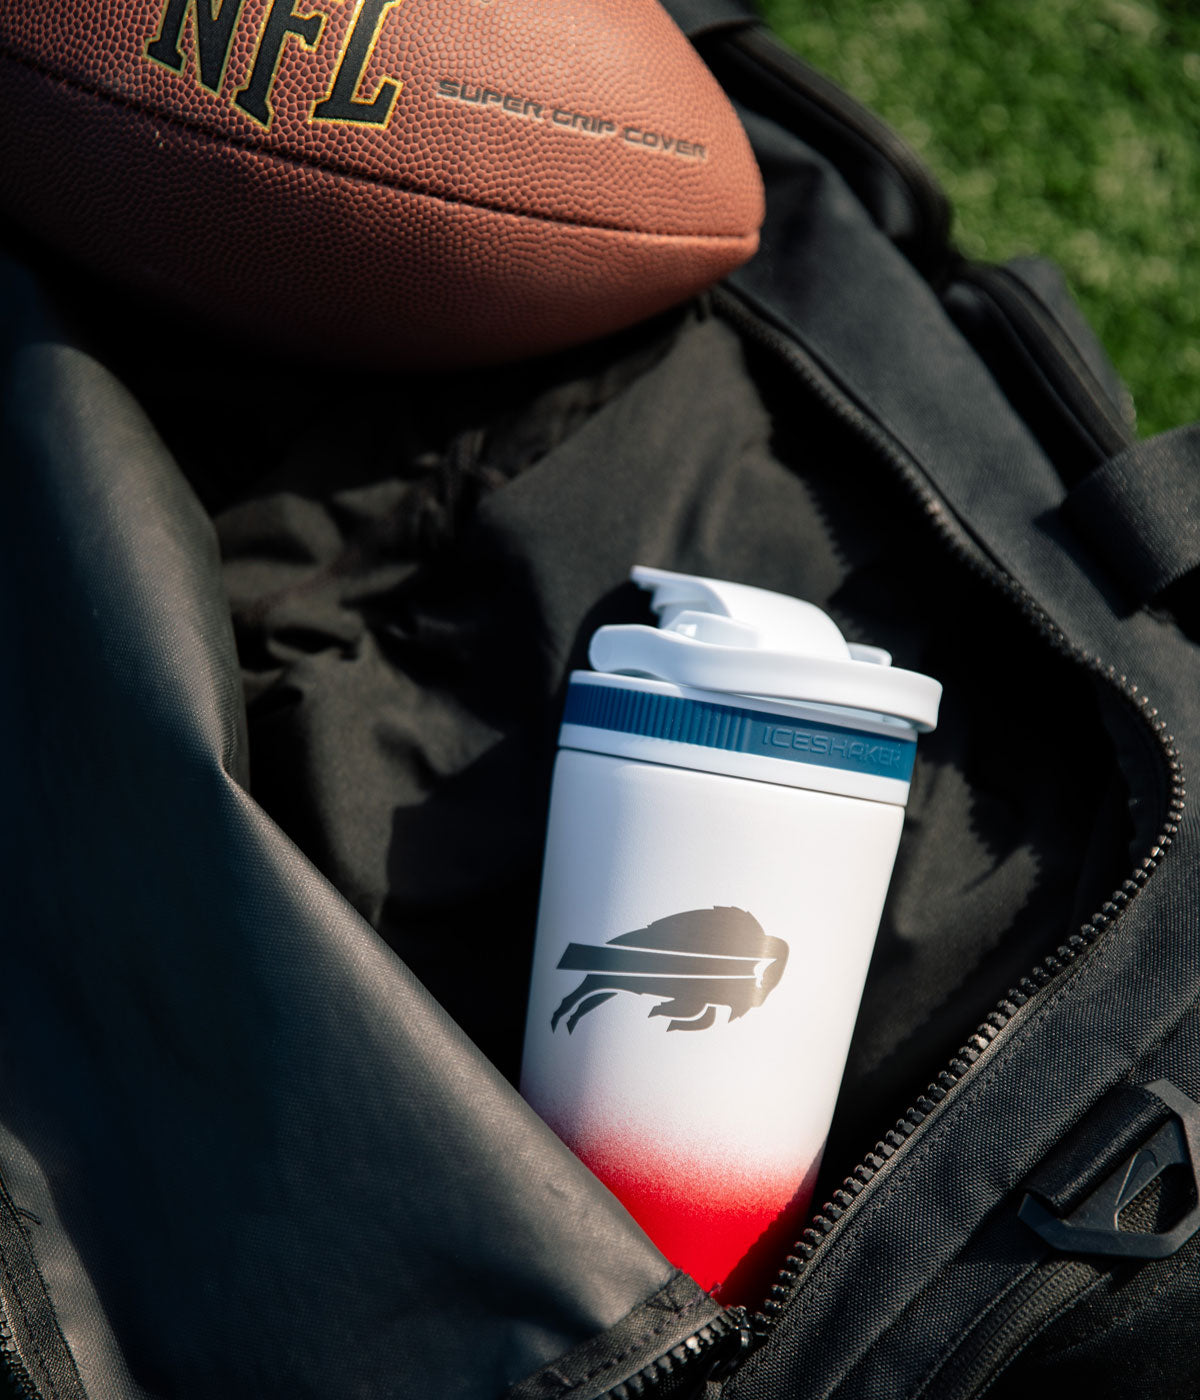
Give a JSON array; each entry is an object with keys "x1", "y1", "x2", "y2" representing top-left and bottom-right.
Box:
[{"x1": 551, "y1": 907, "x2": 788, "y2": 1033}]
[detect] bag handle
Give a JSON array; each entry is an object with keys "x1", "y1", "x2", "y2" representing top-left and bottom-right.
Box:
[{"x1": 1065, "y1": 422, "x2": 1200, "y2": 604}]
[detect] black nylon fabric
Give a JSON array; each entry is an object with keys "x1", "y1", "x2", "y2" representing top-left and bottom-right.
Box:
[
  {"x1": 1022, "y1": 1082, "x2": 1168, "y2": 1216},
  {"x1": 996, "y1": 255, "x2": 1134, "y2": 439},
  {"x1": 711, "y1": 47, "x2": 1200, "y2": 1400},
  {"x1": 503, "y1": 1275, "x2": 722, "y2": 1400},
  {"x1": 1066, "y1": 423, "x2": 1200, "y2": 603},
  {"x1": 991, "y1": 1021, "x2": 1200, "y2": 1400},
  {"x1": 200, "y1": 285, "x2": 1124, "y2": 1155},
  {"x1": 0, "y1": 260, "x2": 677, "y2": 1400},
  {"x1": 940, "y1": 256, "x2": 1135, "y2": 481},
  {"x1": 211, "y1": 315, "x2": 686, "y2": 1082},
  {"x1": 0, "y1": 230, "x2": 1144, "y2": 1397}
]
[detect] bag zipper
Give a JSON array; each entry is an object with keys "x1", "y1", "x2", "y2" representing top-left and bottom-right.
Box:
[
  {"x1": 0, "y1": 295, "x2": 1181, "y2": 1400},
  {"x1": 602, "y1": 1308, "x2": 755, "y2": 1400},
  {"x1": 911, "y1": 1258, "x2": 1103, "y2": 1400},
  {"x1": 0, "y1": 1309, "x2": 42, "y2": 1400},
  {"x1": 921, "y1": 1083, "x2": 1200, "y2": 1399},
  {"x1": 610, "y1": 286, "x2": 1184, "y2": 1399}
]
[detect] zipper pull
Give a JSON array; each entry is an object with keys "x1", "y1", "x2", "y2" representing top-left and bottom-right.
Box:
[{"x1": 698, "y1": 1306, "x2": 762, "y2": 1386}]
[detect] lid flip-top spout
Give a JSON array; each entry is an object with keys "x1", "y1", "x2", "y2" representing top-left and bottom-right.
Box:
[{"x1": 588, "y1": 565, "x2": 942, "y2": 731}]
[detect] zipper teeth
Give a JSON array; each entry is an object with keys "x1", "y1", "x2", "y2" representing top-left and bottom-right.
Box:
[
  {"x1": 922, "y1": 1258, "x2": 1102, "y2": 1400},
  {"x1": 0, "y1": 1309, "x2": 42, "y2": 1400},
  {"x1": 712, "y1": 284, "x2": 1187, "y2": 1336},
  {"x1": 601, "y1": 1309, "x2": 751, "y2": 1400}
]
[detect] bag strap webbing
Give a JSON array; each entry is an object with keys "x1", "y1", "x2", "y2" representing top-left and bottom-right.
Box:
[{"x1": 1066, "y1": 423, "x2": 1200, "y2": 603}]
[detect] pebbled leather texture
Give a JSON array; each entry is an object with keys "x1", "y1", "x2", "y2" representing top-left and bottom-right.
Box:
[{"x1": 0, "y1": 0, "x2": 763, "y2": 367}]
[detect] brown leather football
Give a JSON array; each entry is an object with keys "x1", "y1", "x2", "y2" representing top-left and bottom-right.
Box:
[{"x1": 0, "y1": 0, "x2": 764, "y2": 367}]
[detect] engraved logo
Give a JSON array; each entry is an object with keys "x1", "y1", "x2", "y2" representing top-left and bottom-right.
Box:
[{"x1": 551, "y1": 907, "x2": 787, "y2": 1034}]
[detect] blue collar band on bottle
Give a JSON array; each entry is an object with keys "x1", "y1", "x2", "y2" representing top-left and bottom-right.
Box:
[
  {"x1": 559, "y1": 566, "x2": 942, "y2": 804},
  {"x1": 563, "y1": 678, "x2": 916, "y2": 781}
]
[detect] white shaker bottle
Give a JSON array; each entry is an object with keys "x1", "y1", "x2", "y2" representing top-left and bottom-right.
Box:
[{"x1": 520, "y1": 565, "x2": 941, "y2": 1301}]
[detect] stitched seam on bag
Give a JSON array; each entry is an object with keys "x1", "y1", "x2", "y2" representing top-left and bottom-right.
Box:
[
  {"x1": 727, "y1": 956, "x2": 1095, "y2": 1400},
  {"x1": 741, "y1": 898, "x2": 1198, "y2": 1400},
  {"x1": 0, "y1": 1242, "x2": 62, "y2": 1400},
  {"x1": 963, "y1": 1272, "x2": 1107, "y2": 1400},
  {"x1": 1017, "y1": 1243, "x2": 1192, "y2": 1369},
  {"x1": 900, "y1": 1261, "x2": 1046, "y2": 1400},
  {"x1": 898, "y1": 990, "x2": 1200, "y2": 1398},
  {"x1": 0, "y1": 45, "x2": 750, "y2": 243},
  {"x1": 997, "y1": 995, "x2": 1200, "y2": 1362}
]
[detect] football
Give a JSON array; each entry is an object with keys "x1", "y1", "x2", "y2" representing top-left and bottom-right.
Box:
[{"x1": 0, "y1": 0, "x2": 765, "y2": 367}]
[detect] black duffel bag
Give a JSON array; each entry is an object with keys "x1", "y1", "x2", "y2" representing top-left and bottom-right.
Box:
[{"x1": 2, "y1": 3, "x2": 1199, "y2": 1397}]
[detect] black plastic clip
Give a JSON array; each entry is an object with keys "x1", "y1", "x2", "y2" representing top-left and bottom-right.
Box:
[{"x1": 1019, "y1": 1078, "x2": 1200, "y2": 1260}]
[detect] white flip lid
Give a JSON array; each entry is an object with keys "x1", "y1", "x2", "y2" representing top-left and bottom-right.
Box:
[{"x1": 588, "y1": 565, "x2": 941, "y2": 731}]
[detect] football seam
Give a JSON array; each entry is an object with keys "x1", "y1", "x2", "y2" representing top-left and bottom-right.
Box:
[{"x1": 0, "y1": 43, "x2": 758, "y2": 244}]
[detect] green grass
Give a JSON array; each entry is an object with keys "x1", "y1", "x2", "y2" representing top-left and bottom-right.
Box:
[{"x1": 759, "y1": 0, "x2": 1200, "y2": 437}]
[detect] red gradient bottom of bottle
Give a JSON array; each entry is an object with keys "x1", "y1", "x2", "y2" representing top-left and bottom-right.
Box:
[{"x1": 575, "y1": 1139, "x2": 821, "y2": 1307}]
